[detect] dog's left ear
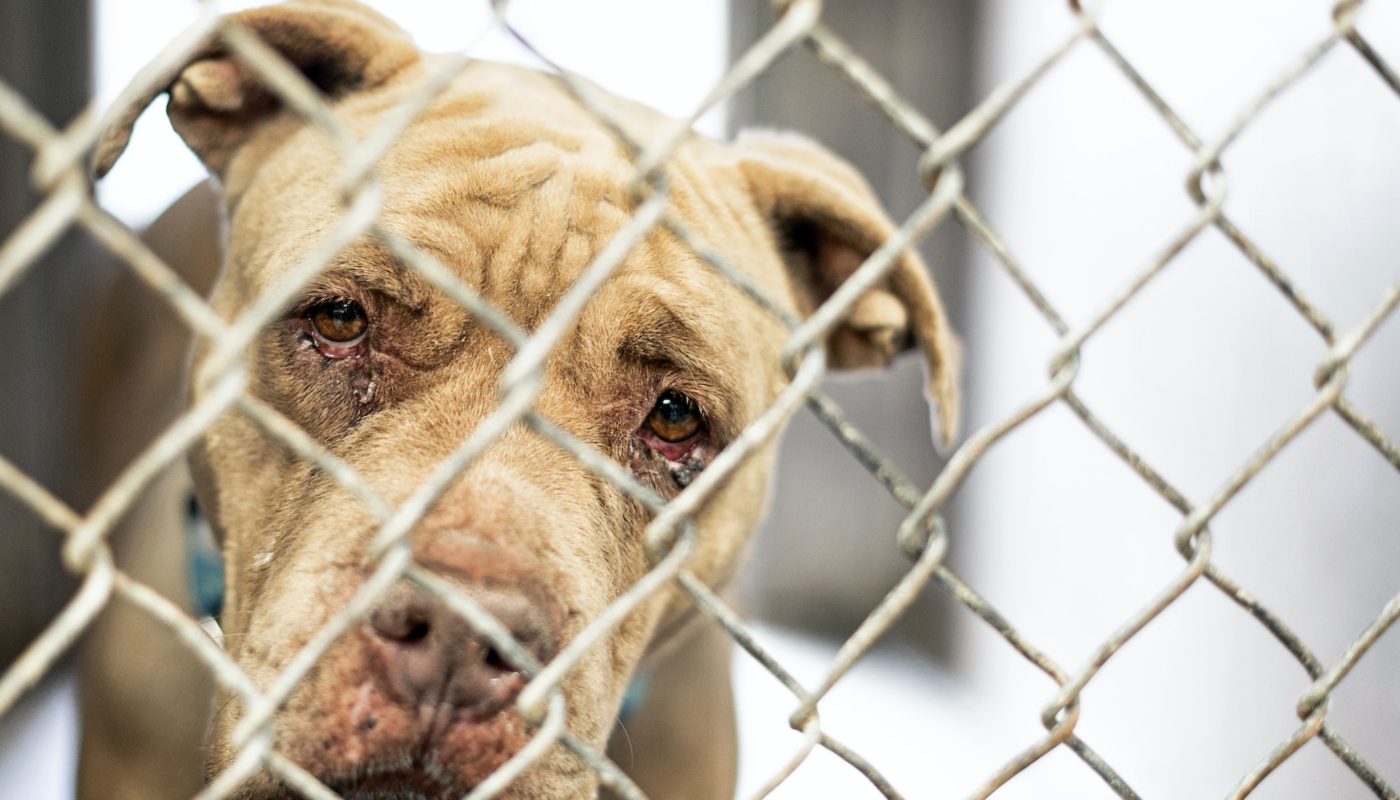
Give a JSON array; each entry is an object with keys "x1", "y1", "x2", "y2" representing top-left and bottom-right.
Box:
[
  {"x1": 734, "y1": 130, "x2": 961, "y2": 448},
  {"x1": 93, "y1": 0, "x2": 419, "y2": 179}
]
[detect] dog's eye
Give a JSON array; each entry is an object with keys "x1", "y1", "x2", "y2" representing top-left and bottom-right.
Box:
[
  {"x1": 308, "y1": 299, "x2": 368, "y2": 344},
  {"x1": 646, "y1": 390, "x2": 703, "y2": 443}
]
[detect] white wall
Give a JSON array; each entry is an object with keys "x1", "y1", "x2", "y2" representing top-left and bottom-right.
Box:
[{"x1": 953, "y1": 1, "x2": 1400, "y2": 797}]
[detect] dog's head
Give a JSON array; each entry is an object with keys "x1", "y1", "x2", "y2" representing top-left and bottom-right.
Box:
[{"x1": 98, "y1": 2, "x2": 958, "y2": 797}]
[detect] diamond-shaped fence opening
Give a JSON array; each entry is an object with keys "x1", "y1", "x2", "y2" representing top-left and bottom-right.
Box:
[{"x1": 2, "y1": 0, "x2": 1399, "y2": 798}]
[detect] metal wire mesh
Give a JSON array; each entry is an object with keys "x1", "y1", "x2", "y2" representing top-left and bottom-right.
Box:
[{"x1": 2, "y1": 0, "x2": 1399, "y2": 797}]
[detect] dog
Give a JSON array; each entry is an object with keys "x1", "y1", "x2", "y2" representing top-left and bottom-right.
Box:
[{"x1": 82, "y1": 1, "x2": 959, "y2": 797}]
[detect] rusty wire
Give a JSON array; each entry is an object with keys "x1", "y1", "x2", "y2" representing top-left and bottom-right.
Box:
[{"x1": 1, "y1": 0, "x2": 1399, "y2": 798}]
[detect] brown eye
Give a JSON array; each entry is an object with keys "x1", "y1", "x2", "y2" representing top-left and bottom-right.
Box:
[
  {"x1": 308, "y1": 299, "x2": 368, "y2": 344},
  {"x1": 646, "y1": 390, "x2": 703, "y2": 443}
]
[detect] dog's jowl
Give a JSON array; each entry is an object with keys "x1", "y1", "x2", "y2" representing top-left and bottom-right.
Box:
[{"x1": 85, "y1": 2, "x2": 959, "y2": 798}]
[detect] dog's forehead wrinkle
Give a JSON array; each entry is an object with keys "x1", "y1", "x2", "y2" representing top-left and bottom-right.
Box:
[
  {"x1": 612, "y1": 291, "x2": 714, "y2": 363},
  {"x1": 310, "y1": 247, "x2": 425, "y2": 307},
  {"x1": 398, "y1": 144, "x2": 563, "y2": 212},
  {"x1": 594, "y1": 273, "x2": 751, "y2": 410},
  {"x1": 522, "y1": 170, "x2": 573, "y2": 287}
]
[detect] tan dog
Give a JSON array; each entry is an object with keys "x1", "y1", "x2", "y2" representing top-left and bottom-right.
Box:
[{"x1": 85, "y1": 1, "x2": 958, "y2": 798}]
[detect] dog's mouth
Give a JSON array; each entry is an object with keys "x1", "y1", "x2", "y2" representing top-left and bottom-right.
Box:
[
  {"x1": 325, "y1": 758, "x2": 466, "y2": 800},
  {"x1": 227, "y1": 764, "x2": 467, "y2": 800},
  {"x1": 297, "y1": 700, "x2": 532, "y2": 800}
]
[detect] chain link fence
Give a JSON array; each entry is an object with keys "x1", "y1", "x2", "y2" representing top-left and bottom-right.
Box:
[{"x1": 2, "y1": 0, "x2": 1399, "y2": 797}]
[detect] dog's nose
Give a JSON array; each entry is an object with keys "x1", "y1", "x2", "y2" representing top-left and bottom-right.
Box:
[{"x1": 366, "y1": 581, "x2": 554, "y2": 716}]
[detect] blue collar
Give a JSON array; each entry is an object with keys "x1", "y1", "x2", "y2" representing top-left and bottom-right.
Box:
[
  {"x1": 186, "y1": 495, "x2": 225, "y2": 619},
  {"x1": 617, "y1": 671, "x2": 652, "y2": 724}
]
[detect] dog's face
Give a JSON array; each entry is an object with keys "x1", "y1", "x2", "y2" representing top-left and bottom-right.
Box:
[{"x1": 97, "y1": 2, "x2": 958, "y2": 798}]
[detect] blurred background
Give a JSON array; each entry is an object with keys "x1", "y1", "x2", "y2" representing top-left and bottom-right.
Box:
[{"x1": 2, "y1": 0, "x2": 1398, "y2": 797}]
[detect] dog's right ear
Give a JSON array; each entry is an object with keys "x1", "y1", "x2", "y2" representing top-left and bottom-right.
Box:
[
  {"x1": 732, "y1": 130, "x2": 962, "y2": 450},
  {"x1": 93, "y1": 0, "x2": 419, "y2": 179}
]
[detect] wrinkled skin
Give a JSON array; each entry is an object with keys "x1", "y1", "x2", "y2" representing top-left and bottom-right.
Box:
[{"x1": 90, "y1": 2, "x2": 959, "y2": 798}]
